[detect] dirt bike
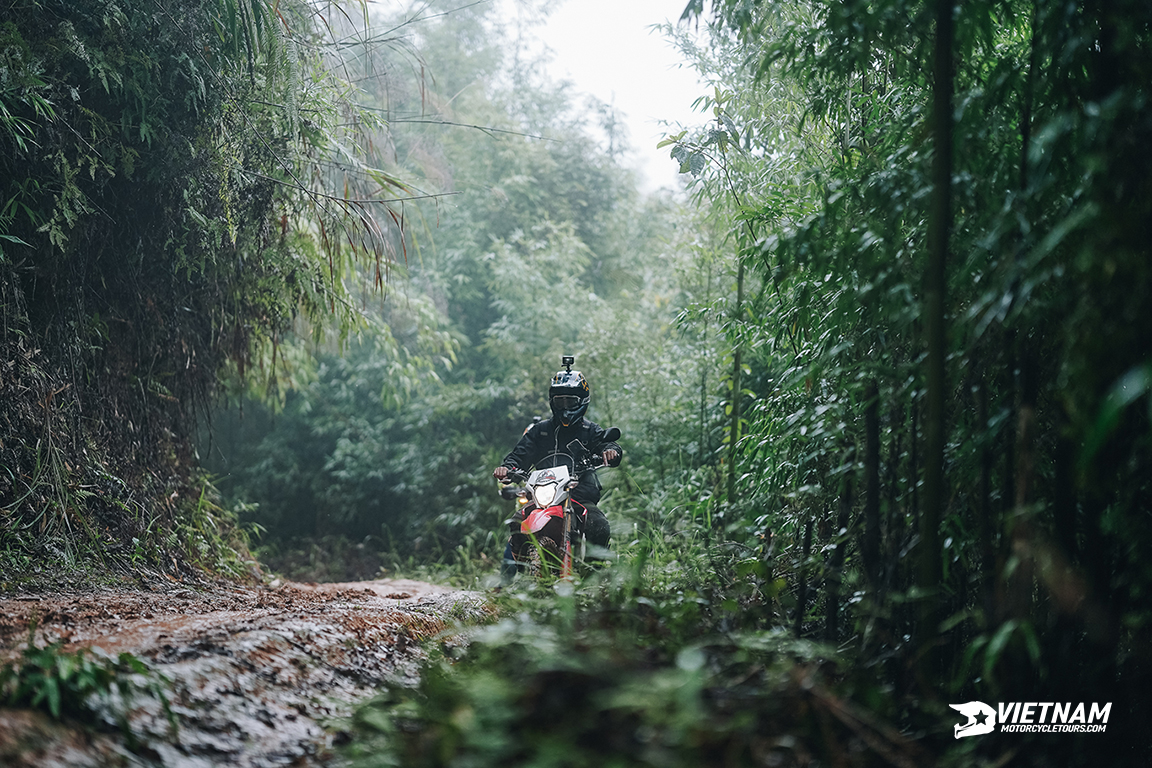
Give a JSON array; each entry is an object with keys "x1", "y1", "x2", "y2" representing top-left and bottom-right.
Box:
[{"x1": 499, "y1": 427, "x2": 621, "y2": 579}]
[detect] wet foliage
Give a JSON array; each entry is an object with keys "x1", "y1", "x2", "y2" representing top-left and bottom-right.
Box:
[
  {"x1": 326, "y1": 0, "x2": 1147, "y2": 763},
  {"x1": 0, "y1": 630, "x2": 173, "y2": 742},
  {"x1": 345, "y1": 543, "x2": 929, "y2": 768},
  {"x1": 655, "y1": 0, "x2": 1151, "y2": 763},
  {"x1": 3, "y1": 0, "x2": 1151, "y2": 764},
  {"x1": 1, "y1": 0, "x2": 409, "y2": 578}
]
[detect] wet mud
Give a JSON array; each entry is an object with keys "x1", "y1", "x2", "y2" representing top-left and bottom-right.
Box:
[{"x1": 0, "y1": 578, "x2": 490, "y2": 766}]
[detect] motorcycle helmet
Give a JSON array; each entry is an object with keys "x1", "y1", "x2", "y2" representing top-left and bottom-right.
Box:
[{"x1": 549, "y1": 368, "x2": 590, "y2": 427}]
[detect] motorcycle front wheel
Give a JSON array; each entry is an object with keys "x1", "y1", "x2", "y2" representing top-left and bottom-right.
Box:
[
  {"x1": 511, "y1": 518, "x2": 565, "y2": 578},
  {"x1": 525, "y1": 535, "x2": 562, "y2": 578}
]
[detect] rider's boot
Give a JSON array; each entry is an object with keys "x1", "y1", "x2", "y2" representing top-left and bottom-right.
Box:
[{"x1": 500, "y1": 541, "x2": 519, "y2": 585}]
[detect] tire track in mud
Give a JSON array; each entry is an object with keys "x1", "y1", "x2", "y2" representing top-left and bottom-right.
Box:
[{"x1": 0, "y1": 578, "x2": 491, "y2": 767}]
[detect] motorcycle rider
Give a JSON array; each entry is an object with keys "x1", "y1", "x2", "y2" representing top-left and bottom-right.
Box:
[{"x1": 494, "y1": 362, "x2": 622, "y2": 574}]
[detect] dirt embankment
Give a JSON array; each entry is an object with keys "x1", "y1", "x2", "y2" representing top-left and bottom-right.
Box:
[{"x1": 0, "y1": 577, "x2": 491, "y2": 767}]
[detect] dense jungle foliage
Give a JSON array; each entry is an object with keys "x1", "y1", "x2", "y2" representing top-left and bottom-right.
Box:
[
  {"x1": 3, "y1": 0, "x2": 1151, "y2": 764},
  {"x1": 0, "y1": 0, "x2": 411, "y2": 578}
]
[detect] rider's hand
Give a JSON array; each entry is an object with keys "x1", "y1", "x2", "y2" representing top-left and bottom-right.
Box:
[
  {"x1": 493, "y1": 466, "x2": 509, "y2": 480},
  {"x1": 602, "y1": 449, "x2": 619, "y2": 465}
]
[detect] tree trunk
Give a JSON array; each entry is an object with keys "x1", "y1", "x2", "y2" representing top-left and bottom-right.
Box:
[
  {"x1": 886, "y1": 400, "x2": 904, "y2": 592},
  {"x1": 1002, "y1": 329, "x2": 1017, "y2": 527},
  {"x1": 826, "y1": 454, "x2": 853, "y2": 644},
  {"x1": 1053, "y1": 420, "x2": 1077, "y2": 563},
  {"x1": 910, "y1": 394, "x2": 919, "y2": 534},
  {"x1": 920, "y1": 0, "x2": 954, "y2": 668},
  {"x1": 1015, "y1": 349, "x2": 1037, "y2": 510},
  {"x1": 795, "y1": 516, "x2": 813, "y2": 637},
  {"x1": 699, "y1": 261, "x2": 713, "y2": 464},
  {"x1": 725, "y1": 260, "x2": 745, "y2": 515},
  {"x1": 977, "y1": 373, "x2": 995, "y2": 616},
  {"x1": 1005, "y1": 346, "x2": 1038, "y2": 619},
  {"x1": 863, "y1": 380, "x2": 881, "y2": 587}
]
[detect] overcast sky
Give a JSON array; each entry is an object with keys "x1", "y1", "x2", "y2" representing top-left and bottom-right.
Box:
[{"x1": 497, "y1": 0, "x2": 708, "y2": 193}]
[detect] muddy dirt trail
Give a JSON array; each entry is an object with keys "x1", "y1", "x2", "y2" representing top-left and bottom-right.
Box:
[{"x1": 0, "y1": 577, "x2": 491, "y2": 767}]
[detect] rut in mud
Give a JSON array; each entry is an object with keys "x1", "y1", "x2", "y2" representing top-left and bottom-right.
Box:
[{"x1": 0, "y1": 577, "x2": 492, "y2": 767}]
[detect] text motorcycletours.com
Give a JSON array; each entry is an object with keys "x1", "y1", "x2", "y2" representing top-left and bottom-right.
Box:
[{"x1": 950, "y1": 701, "x2": 1111, "y2": 739}]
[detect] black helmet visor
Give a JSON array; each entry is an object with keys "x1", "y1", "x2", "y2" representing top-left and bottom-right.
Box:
[{"x1": 551, "y1": 394, "x2": 582, "y2": 409}]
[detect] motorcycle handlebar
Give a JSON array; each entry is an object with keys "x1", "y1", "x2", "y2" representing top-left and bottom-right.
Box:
[
  {"x1": 496, "y1": 458, "x2": 611, "y2": 487},
  {"x1": 496, "y1": 426, "x2": 621, "y2": 487},
  {"x1": 583, "y1": 453, "x2": 612, "y2": 470}
]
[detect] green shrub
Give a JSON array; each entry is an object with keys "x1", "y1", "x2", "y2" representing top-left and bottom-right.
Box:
[
  {"x1": 0, "y1": 630, "x2": 174, "y2": 740},
  {"x1": 341, "y1": 563, "x2": 925, "y2": 768}
]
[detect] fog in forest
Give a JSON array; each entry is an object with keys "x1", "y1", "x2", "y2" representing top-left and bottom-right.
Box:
[{"x1": 2, "y1": 0, "x2": 1149, "y2": 764}]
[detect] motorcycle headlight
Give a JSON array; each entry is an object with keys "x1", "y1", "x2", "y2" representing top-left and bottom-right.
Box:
[{"x1": 532, "y1": 483, "x2": 556, "y2": 507}]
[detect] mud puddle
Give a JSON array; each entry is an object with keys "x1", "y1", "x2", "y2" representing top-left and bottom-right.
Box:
[{"x1": 0, "y1": 577, "x2": 491, "y2": 766}]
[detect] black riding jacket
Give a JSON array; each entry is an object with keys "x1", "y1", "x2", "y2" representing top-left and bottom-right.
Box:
[{"x1": 500, "y1": 417, "x2": 622, "y2": 504}]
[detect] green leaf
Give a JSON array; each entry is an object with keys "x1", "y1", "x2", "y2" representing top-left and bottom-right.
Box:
[
  {"x1": 983, "y1": 620, "x2": 1018, "y2": 683},
  {"x1": 45, "y1": 677, "x2": 61, "y2": 719},
  {"x1": 1081, "y1": 361, "x2": 1152, "y2": 467},
  {"x1": 688, "y1": 152, "x2": 706, "y2": 176}
]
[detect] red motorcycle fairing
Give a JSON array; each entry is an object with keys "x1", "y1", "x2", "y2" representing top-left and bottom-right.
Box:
[
  {"x1": 519, "y1": 500, "x2": 587, "y2": 534},
  {"x1": 521, "y1": 505, "x2": 563, "y2": 534}
]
